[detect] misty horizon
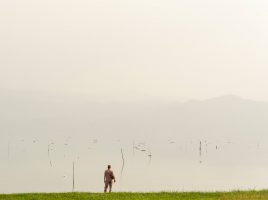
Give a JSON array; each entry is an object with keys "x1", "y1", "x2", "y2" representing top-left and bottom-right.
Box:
[
  {"x1": 1, "y1": 0, "x2": 268, "y2": 194},
  {"x1": 1, "y1": 87, "x2": 267, "y2": 103}
]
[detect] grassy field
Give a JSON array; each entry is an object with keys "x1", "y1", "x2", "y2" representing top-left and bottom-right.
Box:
[{"x1": 1, "y1": 191, "x2": 268, "y2": 200}]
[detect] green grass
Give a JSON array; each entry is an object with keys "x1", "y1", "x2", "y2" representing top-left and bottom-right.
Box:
[{"x1": 1, "y1": 191, "x2": 268, "y2": 200}]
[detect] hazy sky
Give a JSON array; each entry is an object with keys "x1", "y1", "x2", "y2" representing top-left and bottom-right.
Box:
[{"x1": 1, "y1": 0, "x2": 268, "y2": 101}]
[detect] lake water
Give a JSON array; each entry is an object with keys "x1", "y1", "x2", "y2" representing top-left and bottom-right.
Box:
[{"x1": 1, "y1": 134, "x2": 268, "y2": 193}]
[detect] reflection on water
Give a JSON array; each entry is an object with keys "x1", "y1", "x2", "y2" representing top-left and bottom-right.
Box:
[{"x1": 1, "y1": 135, "x2": 268, "y2": 193}]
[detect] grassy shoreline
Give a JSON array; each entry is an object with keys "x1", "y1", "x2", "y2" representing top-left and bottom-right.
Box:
[{"x1": 1, "y1": 191, "x2": 268, "y2": 200}]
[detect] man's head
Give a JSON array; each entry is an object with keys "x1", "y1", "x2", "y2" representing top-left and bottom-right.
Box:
[{"x1": 108, "y1": 165, "x2": 111, "y2": 169}]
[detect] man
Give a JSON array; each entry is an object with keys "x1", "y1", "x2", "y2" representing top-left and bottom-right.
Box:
[{"x1": 104, "y1": 165, "x2": 116, "y2": 193}]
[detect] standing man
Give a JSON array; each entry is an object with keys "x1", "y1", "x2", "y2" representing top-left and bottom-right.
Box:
[{"x1": 104, "y1": 165, "x2": 116, "y2": 192}]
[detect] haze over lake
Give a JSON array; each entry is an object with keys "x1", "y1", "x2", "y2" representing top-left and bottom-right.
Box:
[
  {"x1": 1, "y1": 0, "x2": 268, "y2": 194},
  {"x1": 1, "y1": 90, "x2": 268, "y2": 193}
]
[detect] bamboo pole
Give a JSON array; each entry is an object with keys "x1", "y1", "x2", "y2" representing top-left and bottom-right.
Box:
[
  {"x1": 120, "y1": 148, "x2": 125, "y2": 177},
  {"x1": 72, "y1": 161, "x2": 75, "y2": 192}
]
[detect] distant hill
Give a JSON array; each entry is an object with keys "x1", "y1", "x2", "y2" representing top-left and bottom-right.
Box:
[{"x1": 1, "y1": 89, "x2": 268, "y2": 141}]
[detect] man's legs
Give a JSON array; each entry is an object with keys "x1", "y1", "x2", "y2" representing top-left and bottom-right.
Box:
[
  {"x1": 108, "y1": 182, "x2": 113, "y2": 192},
  {"x1": 104, "y1": 182, "x2": 109, "y2": 193}
]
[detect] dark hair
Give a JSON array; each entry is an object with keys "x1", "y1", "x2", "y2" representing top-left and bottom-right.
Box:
[{"x1": 108, "y1": 165, "x2": 111, "y2": 169}]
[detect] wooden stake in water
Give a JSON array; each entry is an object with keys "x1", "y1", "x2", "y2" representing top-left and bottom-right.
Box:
[
  {"x1": 199, "y1": 141, "x2": 202, "y2": 163},
  {"x1": 148, "y1": 148, "x2": 152, "y2": 165},
  {"x1": 120, "y1": 148, "x2": 125, "y2": 177},
  {"x1": 72, "y1": 161, "x2": 75, "y2": 192}
]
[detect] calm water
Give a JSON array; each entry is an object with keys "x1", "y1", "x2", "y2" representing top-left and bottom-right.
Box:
[{"x1": 1, "y1": 134, "x2": 268, "y2": 193}]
